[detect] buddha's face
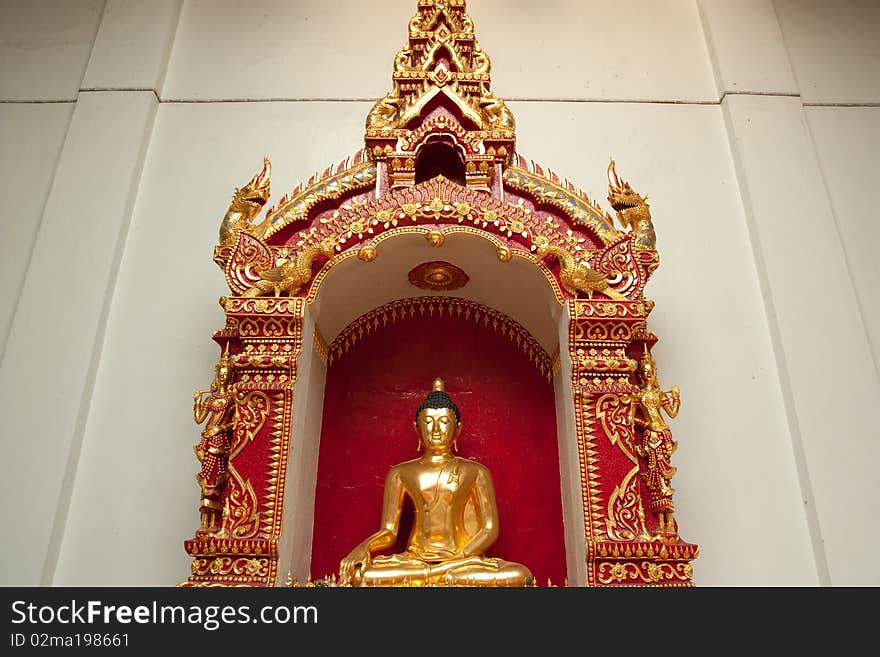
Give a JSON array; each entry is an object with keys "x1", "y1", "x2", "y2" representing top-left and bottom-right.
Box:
[{"x1": 416, "y1": 407, "x2": 460, "y2": 451}]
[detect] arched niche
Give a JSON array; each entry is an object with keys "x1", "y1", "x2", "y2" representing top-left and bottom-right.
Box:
[{"x1": 275, "y1": 230, "x2": 586, "y2": 585}]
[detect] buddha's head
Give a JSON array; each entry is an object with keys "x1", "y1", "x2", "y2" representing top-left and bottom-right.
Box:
[{"x1": 414, "y1": 378, "x2": 462, "y2": 452}]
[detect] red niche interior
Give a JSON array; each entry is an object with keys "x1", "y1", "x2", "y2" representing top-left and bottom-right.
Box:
[{"x1": 310, "y1": 301, "x2": 567, "y2": 585}]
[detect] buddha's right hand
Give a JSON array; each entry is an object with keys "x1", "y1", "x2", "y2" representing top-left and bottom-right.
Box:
[{"x1": 339, "y1": 545, "x2": 371, "y2": 583}]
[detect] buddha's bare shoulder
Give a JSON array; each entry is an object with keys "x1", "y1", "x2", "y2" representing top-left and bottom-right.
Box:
[
  {"x1": 453, "y1": 457, "x2": 490, "y2": 475},
  {"x1": 387, "y1": 459, "x2": 424, "y2": 475}
]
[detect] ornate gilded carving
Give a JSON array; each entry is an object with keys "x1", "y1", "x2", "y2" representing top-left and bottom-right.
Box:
[
  {"x1": 367, "y1": 1, "x2": 514, "y2": 135},
  {"x1": 260, "y1": 391, "x2": 288, "y2": 540},
  {"x1": 190, "y1": 557, "x2": 271, "y2": 583},
  {"x1": 241, "y1": 237, "x2": 336, "y2": 298},
  {"x1": 597, "y1": 560, "x2": 692, "y2": 586},
  {"x1": 223, "y1": 391, "x2": 270, "y2": 540},
  {"x1": 273, "y1": 172, "x2": 656, "y2": 303},
  {"x1": 503, "y1": 162, "x2": 621, "y2": 245},
  {"x1": 572, "y1": 386, "x2": 604, "y2": 549},
  {"x1": 629, "y1": 347, "x2": 681, "y2": 537},
  {"x1": 306, "y1": 223, "x2": 565, "y2": 305},
  {"x1": 223, "y1": 232, "x2": 274, "y2": 295},
  {"x1": 596, "y1": 393, "x2": 650, "y2": 541},
  {"x1": 184, "y1": 0, "x2": 698, "y2": 589},
  {"x1": 218, "y1": 156, "x2": 272, "y2": 247},
  {"x1": 192, "y1": 345, "x2": 237, "y2": 540},
  {"x1": 183, "y1": 300, "x2": 303, "y2": 587},
  {"x1": 262, "y1": 155, "x2": 376, "y2": 239},
  {"x1": 593, "y1": 237, "x2": 649, "y2": 300},
  {"x1": 607, "y1": 159, "x2": 656, "y2": 251},
  {"x1": 605, "y1": 468, "x2": 650, "y2": 542},
  {"x1": 536, "y1": 242, "x2": 628, "y2": 301}
]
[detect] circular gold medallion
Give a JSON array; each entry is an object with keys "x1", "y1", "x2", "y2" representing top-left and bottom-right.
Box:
[{"x1": 408, "y1": 261, "x2": 469, "y2": 291}]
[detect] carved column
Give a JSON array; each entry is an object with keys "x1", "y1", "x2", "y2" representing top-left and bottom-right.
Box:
[
  {"x1": 569, "y1": 299, "x2": 698, "y2": 587},
  {"x1": 181, "y1": 297, "x2": 304, "y2": 587}
]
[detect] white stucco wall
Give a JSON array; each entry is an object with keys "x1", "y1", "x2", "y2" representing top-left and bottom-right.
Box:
[{"x1": 0, "y1": 0, "x2": 877, "y2": 586}]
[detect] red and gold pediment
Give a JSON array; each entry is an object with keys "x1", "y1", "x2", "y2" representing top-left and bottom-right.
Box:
[{"x1": 213, "y1": 0, "x2": 660, "y2": 306}]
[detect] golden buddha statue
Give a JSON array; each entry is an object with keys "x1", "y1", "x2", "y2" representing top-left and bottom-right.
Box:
[{"x1": 338, "y1": 379, "x2": 534, "y2": 587}]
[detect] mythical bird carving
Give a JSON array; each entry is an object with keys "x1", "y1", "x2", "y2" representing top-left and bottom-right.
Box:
[
  {"x1": 536, "y1": 242, "x2": 628, "y2": 301},
  {"x1": 219, "y1": 156, "x2": 273, "y2": 247},
  {"x1": 607, "y1": 159, "x2": 656, "y2": 250},
  {"x1": 242, "y1": 237, "x2": 337, "y2": 298}
]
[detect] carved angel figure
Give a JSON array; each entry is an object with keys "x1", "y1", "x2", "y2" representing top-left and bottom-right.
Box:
[
  {"x1": 631, "y1": 348, "x2": 681, "y2": 537},
  {"x1": 192, "y1": 345, "x2": 237, "y2": 539}
]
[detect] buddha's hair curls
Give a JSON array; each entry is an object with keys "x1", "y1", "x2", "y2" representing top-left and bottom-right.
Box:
[{"x1": 415, "y1": 378, "x2": 460, "y2": 425}]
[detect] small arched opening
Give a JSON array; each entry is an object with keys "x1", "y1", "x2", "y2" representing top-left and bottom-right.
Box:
[{"x1": 414, "y1": 138, "x2": 466, "y2": 185}]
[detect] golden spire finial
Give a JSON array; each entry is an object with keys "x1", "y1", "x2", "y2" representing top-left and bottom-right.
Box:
[
  {"x1": 433, "y1": 378, "x2": 445, "y2": 392},
  {"x1": 365, "y1": 0, "x2": 514, "y2": 134}
]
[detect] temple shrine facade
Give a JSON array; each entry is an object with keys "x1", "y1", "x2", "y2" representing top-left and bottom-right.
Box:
[{"x1": 181, "y1": 0, "x2": 699, "y2": 588}]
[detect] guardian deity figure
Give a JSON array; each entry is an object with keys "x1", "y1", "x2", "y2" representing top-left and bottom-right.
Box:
[
  {"x1": 632, "y1": 348, "x2": 681, "y2": 537},
  {"x1": 192, "y1": 345, "x2": 237, "y2": 539},
  {"x1": 338, "y1": 379, "x2": 533, "y2": 586}
]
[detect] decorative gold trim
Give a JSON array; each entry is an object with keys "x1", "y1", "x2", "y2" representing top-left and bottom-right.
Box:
[
  {"x1": 190, "y1": 557, "x2": 271, "y2": 581},
  {"x1": 313, "y1": 327, "x2": 329, "y2": 366},
  {"x1": 263, "y1": 157, "x2": 377, "y2": 239},
  {"x1": 307, "y1": 224, "x2": 565, "y2": 305},
  {"x1": 328, "y1": 296, "x2": 554, "y2": 380},
  {"x1": 596, "y1": 560, "x2": 694, "y2": 586},
  {"x1": 504, "y1": 162, "x2": 622, "y2": 246},
  {"x1": 261, "y1": 392, "x2": 288, "y2": 541}
]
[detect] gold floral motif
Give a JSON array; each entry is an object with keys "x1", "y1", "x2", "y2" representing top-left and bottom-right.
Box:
[
  {"x1": 596, "y1": 394, "x2": 637, "y2": 459},
  {"x1": 596, "y1": 560, "x2": 692, "y2": 586},
  {"x1": 605, "y1": 467, "x2": 650, "y2": 541},
  {"x1": 599, "y1": 562, "x2": 640, "y2": 584},
  {"x1": 223, "y1": 477, "x2": 260, "y2": 540},
  {"x1": 223, "y1": 297, "x2": 304, "y2": 315},
  {"x1": 191, "y1": 557, "x2": 270, "y2": 579},
  {"x1": 221, "y1": 391, "x2": 271, "y2": 540}
]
